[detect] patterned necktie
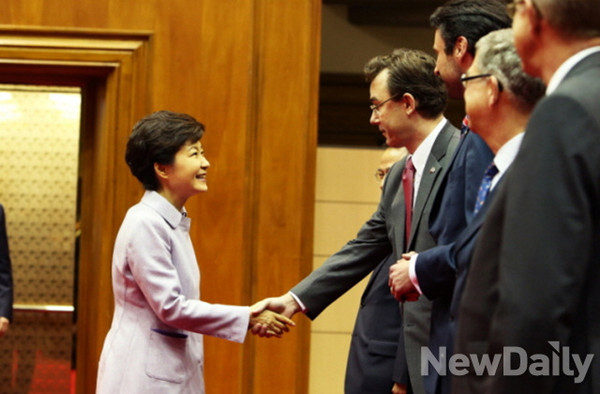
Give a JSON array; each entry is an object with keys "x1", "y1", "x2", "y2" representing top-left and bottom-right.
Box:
[
  {"x1": 473, "y1": 162, "x2": 499, "y2": 214},
  {"x1": 402, "y1": 157, "x2": 416, "y2": 245}
]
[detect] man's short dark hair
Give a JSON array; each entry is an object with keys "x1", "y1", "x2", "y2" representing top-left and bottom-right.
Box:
[
  {"x1": 364, "y1": 48, "x2": 448, "y2": 119},
  {"x1": 430, "y1": 0, "x2": 512, "y2": 55}
]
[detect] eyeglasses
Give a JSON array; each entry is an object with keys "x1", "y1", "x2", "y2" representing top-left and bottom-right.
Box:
[
  {"x1": 375, "y1": 168, "x2": 389, "y2": 182},
  {"x1": 506, "y1": 0, "x2": 525, "y2": 17},
  {"x1": 506, "y1": 0, "x2": 542, "y2": 19},
  {"x1": 370, "y1": 94, "x2": 399, "y2": 113},
  {"x1": 460, "y1": 73, "x2": 503, "y2": 91}
]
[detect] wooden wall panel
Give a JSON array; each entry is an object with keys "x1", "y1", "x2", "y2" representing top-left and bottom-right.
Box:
[
  {"x1": 249, "y1": 1, "x2": 320, "y2": 393},
  {"x1": 0, "y1": 0, "x2": 319, "y2": 392}
]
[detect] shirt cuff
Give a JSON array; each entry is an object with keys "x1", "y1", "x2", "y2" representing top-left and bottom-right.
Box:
[
  {"x1": 408, "y1": 254, "x2": 423, "y2": 295},
  {"x1": 288, "y1": 291, "x2": 308, "y2": 313}
]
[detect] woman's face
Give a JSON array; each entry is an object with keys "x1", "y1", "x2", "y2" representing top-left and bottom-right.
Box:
[{"x1": 164, "y1": 140, "x2": 210, "y2": 200}]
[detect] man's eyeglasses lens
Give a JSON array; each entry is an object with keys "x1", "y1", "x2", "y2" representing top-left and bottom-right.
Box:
[
  {"x1": 370, "y1": 95, "x2": 399, "y2": 113},
  {"x1": 375, "y1": 169, "x2": 387, "y2": 182},
  {"x1": 506, "y1": 0, "x2": 525, "y2": 18}
]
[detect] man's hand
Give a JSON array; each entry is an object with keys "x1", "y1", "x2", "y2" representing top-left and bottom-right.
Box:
[
  {"x1": 0, "y1": 317, "x2": 9, "y2": 338},
  {"x1": 261, "y1": 293, "x2": 302, "y2": 319},
  {"x1": 392, "y1": 382, "x2": 408, "y2": 394},
  {"x1": 249, "y1": 299, "x2": 295, "y2": 338},
  {"x1": 388, "y1": 256, "x2": 419, "y2": 302}
]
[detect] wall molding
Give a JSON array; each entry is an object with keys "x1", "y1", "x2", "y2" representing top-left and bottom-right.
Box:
[{"x1": 0, "y1": 26, "x2": 152, "y2": 393}]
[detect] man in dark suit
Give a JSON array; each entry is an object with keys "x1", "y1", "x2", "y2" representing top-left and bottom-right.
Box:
[
  {"x1": 0, "y1": 203, "x2": 13, "y2": 338},
  {"x1": 455, "y1": 0, "x2": 600, "y2": 392},
  {"x1": 386, "y1": 2, "x2": 509, "y2": 392},
  {"x1": 425, "y1": 0, "x2": 510, "y2": 244},
  {"x1": 264, "y1": 44, "x2": 492, "y2": 393},
  {"x1": 389, "y1": 28, "x2": 546, "y2": 394},
  {"x1": 264, "y1": 48, "x2": 463, "y2": 394}
]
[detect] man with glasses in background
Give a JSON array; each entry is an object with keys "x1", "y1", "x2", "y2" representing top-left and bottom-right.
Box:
[
  {"x1": 375, "y1": 147, "x2": 409, "y2": 190},
  {"x1": 456, "y1": 0, "x2": 600, "y2": 392}
]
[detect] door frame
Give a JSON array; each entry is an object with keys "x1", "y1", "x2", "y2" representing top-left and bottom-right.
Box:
[{"x1": 0, "y1": 26, "x2": 151, "y2": 393}]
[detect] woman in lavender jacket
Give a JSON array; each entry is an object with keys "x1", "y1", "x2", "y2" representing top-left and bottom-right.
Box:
[{"x1": 96, "y1": 111, "x2": 292, "y2": 393}]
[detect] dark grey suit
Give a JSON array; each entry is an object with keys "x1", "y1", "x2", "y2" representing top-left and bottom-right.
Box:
[
  {"x1": 345, "y1": 254, "x2": 402, "y2": 393},
  {"x1": 291, "y1": 120, "x2": 461, "y2": 394},
  {"x1": 455, "y1": 51, "x2": 600, "y2": 393},
  {"x1": 0, "y1": 204, "x2": 13, "y2": 324}
]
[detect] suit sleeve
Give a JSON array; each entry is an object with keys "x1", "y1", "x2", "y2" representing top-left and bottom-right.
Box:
[
  {"x1": 291, "y1": 206, "x2": 393, "y2": 319},
  {"x1": 415, "y1": 243, "x2": 457, "y2": 300},
  {"x1": 126, "y1": 213, "x2": 250, "y2": 343},
  {"x1": 290, "y1": 162, "x2": 404, "y2": 320},
  {"x1": 0, "y1": 205, "x2": 13, "y2": 322}
]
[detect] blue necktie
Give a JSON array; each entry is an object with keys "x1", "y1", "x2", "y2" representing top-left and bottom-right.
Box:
[{"x1": 473, "y1": 163, "x2": 499, "y2": 214}]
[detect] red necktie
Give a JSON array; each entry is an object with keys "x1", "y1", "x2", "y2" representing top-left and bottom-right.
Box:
[{"x1": 402, "y1": 157, "x2": 415, "y2": 246}]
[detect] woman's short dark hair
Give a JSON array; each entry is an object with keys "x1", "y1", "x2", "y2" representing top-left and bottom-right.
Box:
[
  {"x1": 125, "y1": 110, "x2": 205, "y2": 190},
  {"x1": 364, "y1": 48, "x2": 448, "y2": 119}
]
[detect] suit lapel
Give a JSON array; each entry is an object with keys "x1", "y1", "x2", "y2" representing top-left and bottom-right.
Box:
[
  {"x1": 407, "y1": 124, "x2": 459, "y2": 249},
  {"x1": 385, "y1": 157, "x2": 409, "y2": 256}
]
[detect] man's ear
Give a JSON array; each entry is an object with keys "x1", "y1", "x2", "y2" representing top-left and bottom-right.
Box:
[
  {"x1": 402, "y1": 93, "x2": 417, "y2": 115},
  {"x1": 525, "y1": 0, "x2": 544, "y2": 35},
  {"x1": 487, "y1": 76, "x2": 503, "y2": 107},
  {"x1": 454, "y1": 36, "x2": 474, "y2": 69},
  {"x1": 454, "y1": 36, "x2": 468, "y2": 58}
]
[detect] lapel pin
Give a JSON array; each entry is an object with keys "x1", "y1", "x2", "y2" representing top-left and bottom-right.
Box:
[{"x1": 429, "y1": 167, "x2": 436, "y2": 174}]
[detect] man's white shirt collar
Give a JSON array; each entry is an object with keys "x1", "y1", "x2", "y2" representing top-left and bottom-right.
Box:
[
  {"x1": 410, "y1": 117, "x2": 447, "y2": 189},
  {"x1": 490, "y1": 132, "x2": 524, "y2": 190},
  {"x1": 546, "y1": 46, "x2": 600, "y2": 94}
]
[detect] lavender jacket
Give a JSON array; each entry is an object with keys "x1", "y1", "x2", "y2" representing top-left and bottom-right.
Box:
[{"x1": 97, "y1": 191, "x2": 249, "y2": 394}]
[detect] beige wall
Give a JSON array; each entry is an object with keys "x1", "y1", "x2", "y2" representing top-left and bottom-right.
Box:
[
  {"x1": 321, "y1": 5, "x2": 434, "y2": 74},
  {"x1": 310, "y1": 146, "x2": 388, "y2": 393}
]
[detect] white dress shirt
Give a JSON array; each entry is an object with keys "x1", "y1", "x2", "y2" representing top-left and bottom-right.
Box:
[{"x1": 409, "y1": 132, "x2": 525, "y2": 294}]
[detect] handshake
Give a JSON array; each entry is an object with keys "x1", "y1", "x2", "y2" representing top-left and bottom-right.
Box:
[
  {"x1": 248, "y1": 294, "x2": 303, "y2": 338},
  {"x1": 246, "y1": 249, "x2": 420, "y2": 339}
]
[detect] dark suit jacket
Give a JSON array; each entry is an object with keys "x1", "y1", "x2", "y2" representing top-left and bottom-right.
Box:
[
  {"x1": 345, "y1": 254, "x2": 402, "y2": 394},
  {"x1": 0, "y1": 204, "x2": 13, "y2": 322},
  {"x1": 291, "y1": 120, "x2": 461, "y2": 394},
  {"x1": 455, "y1": 51, "x2": 600, "y2": 394},
  {"x1": 416, "y1": 180, "x2": 500, "y2": 394},
  {"x1": 394, "y1": 131, "x2": 491, "y2": 394}
]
